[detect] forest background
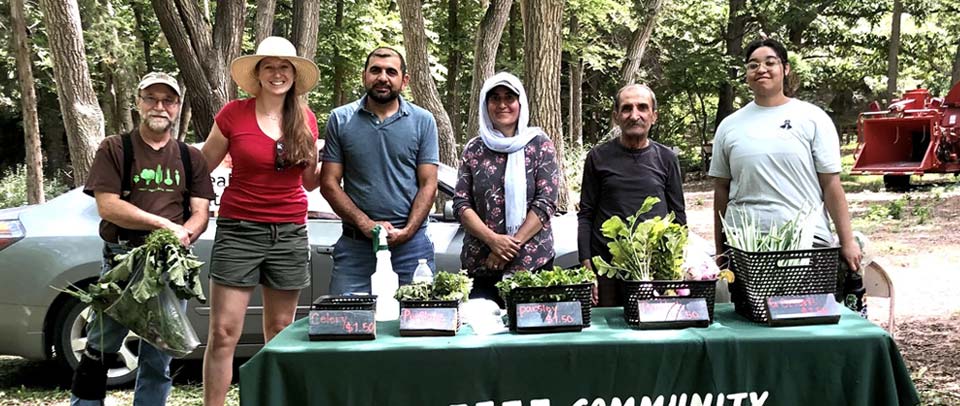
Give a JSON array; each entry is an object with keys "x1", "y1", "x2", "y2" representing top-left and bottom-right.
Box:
[
  {"x1": 1, "y1": 0, "x2": 959, "y2": 209},
  {"x1": 2, "y1": 1, "x2": 960, "y2": 404}
]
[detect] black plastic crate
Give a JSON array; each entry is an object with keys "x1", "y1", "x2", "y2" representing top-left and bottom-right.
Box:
[
  {"x1": 622, "y1": 280, "x2": 717, "y2": 326},
  {"x1": 312, "y1": 295, "x2": 377, "y2": 311},
  {"x1": 728, "y1": 246, "x2": 840, "y2": 323},
  {"x1": 505, "y1": 283, "x2": 593, "y2": 332},
  {"x1": 399, "y1": 300, "x2": 460, "y2": 336}
]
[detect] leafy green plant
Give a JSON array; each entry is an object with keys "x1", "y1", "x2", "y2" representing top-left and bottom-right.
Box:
[
  {"x1": 720, "y1": 207, "x2": 814, "y2": 253},
  {"x1": 395, "y1": 270, "x2": 473, "y2": 302},
  {"x1": 592, "y1": 197, "x2": 688, "y2": 281},
  {"x1": 912, "y1": 205, "x2": 931, "y2": 224},
  {"x1": 887, "y1": 196, "x2": 907, "y2": 220},
  {"x1": 865, "y1": 203, "x2": 891, "y2": 221},
  {"x1": 495, "y1": 266, "x2": 596, "y2": 301},
  {"x1": 0, "y1": 164, "x2": 69, "y2": 209},
  {"x1": 57, "y1": 229, "x2": 206, "y2": 357}
]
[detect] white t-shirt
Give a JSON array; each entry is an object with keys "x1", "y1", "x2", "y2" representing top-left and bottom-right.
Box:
[{"x1": 708, "y1": 98, "x2": 842, "y2": 243}]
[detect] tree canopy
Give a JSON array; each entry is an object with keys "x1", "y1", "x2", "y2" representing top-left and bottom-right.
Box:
[{"x1": 1, "y1": 0, "x2": 957, "y2": 192}]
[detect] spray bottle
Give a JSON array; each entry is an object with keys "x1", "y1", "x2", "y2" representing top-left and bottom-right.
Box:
[{"x1": 370, "y1": 225, "x2": 399, "y2": 321}]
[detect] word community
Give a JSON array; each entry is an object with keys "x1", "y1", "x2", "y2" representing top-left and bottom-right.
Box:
[{"x1": 451, "y1": 392, "x2": 770, "y2": 406}]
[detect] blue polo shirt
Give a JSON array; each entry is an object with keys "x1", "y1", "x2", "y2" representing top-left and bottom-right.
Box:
[{"x1": 323, "y1": 95, "x2": 440, "y2": 228}]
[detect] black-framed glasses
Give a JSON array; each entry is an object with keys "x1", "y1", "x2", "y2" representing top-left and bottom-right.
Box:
[{"x1": 275, "y1": 140, "x2": 286, "y2": 172}]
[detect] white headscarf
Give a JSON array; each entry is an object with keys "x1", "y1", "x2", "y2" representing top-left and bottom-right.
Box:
[{"x1": 478, "y1": 72, "x2": 545, "y2": 236}]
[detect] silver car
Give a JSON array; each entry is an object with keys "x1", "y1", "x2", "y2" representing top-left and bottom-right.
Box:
[{"x1": 0, "y1": 164, "x2": 578, "y2": 385}]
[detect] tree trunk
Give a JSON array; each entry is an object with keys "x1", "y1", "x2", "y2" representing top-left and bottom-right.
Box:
[
  {"x1": 620, "y1": 0, "x2": 665, "y2": 85},
  {"x1": 445, "y1": 0, "x2": 463, "y2": 143},
  {"x1": 151, "y1": 0, "x2": 241, "y2": 140},
  {"x1": 291, "y1": 0, "x2": 321, "y2": 61},
  {"x1": 887, "y1": 0, "x2": 902, "y2": 98},
  {"x1": 132, "y1": 0, "x2": 154, "y2": 71},
  {"x1": 96, "y1": 0, "x2": 133, "y2": 135},
  {"x1": 465, "y1": 0, "x2": 512, "y2": 143},
  {"x1": 332, "y1": 0, "x2": 347, "y2": 107},
  {"x1": 39, "y1": 0, "x2": 104, "y2": 186},
  {"x1": 178, "y1": 85, "x2": 193, "y2": 141},
  {"x1": 100, "y1": 63, "x2": 119, "y2": 136},
  {"x1": 714, "y1": 0, "x2": 747, "y2": 129},
  {"x1": 522, "y1": 0, "x2": 568, "y2": 210},
  {"x1": 117, "y1": 81, "x2": 134, "y2": 134},
  {"x1": 952, "y1": 38, "x2": 960, "y2": 87},
  {"x1": 11, "y1": 0, "x2": 45, "y2": 204},
  {"x1": 568, "y1": 14, "x2": 583, "y2": 149},
  {"x1": 255, "y1": 0, "x2": 277, "y2": 45},
  {"x1": 508, "y1": 4, "x2": 519, "y2": 64},
  {"x1": 397, "y1": 0, "x2": 458, "y2": 166},
  {"x1": 213, "y1": 0, "x2": 245, "y2": 100}
]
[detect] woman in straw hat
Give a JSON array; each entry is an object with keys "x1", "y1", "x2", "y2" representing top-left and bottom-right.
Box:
[{"x1": 200, "y1": 36, "x2": 321, "y2": 406}]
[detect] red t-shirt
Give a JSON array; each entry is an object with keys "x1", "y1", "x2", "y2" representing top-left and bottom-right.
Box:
[{"x1": 215, "y1": 98, "x2": 319, "y2": 224}]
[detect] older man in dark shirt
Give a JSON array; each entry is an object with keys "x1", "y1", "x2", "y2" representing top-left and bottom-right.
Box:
[{"x1": 577, "y1": 84, "x2": 687, "y2": 306}]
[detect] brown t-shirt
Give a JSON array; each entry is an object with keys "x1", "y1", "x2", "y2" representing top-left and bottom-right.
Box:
[{"x1": 83, "y1": 129, "x2": 216, "y2": 244}]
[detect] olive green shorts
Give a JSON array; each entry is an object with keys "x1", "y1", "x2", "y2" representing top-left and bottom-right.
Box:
[{"x1": 209, "y1": 218, "x2": 310, "y2": 290}]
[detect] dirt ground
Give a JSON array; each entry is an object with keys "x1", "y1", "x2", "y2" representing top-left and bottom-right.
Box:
[{"x1": 685, "y1": 179, "x2": 960, "y2": 405}]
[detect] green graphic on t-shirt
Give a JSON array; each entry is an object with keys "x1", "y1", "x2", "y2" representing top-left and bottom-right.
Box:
[{"x1": 132, "y1": 164, "x2": 181, "y2": 192}]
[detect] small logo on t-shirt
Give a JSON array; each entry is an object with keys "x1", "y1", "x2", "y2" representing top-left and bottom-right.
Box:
[{"x1": 780, "y1": 120, "x2": 792, "y2": 130}]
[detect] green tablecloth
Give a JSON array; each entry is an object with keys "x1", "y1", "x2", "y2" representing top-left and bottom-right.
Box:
[{"x1": 239, "y1": 304, "x2": 918, "y2": 406}]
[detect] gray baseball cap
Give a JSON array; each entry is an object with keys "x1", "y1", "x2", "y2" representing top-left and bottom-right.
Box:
[{"x1": 138, "y1": 72, "x2": 181, "y2": 97}]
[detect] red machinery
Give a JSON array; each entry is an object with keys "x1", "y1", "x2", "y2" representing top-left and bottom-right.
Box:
[{"x1": 852, "y1": 82, "x2": 960, "y2": 190}]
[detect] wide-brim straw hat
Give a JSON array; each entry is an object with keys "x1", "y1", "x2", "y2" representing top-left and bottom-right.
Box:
[{"x1": 229, "y1": 36, "x2": 319, "y2": 96}]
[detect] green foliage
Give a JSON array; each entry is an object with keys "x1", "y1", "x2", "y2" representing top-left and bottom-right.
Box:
[
  {"x1": 886, "y1": 196, "x2": 907, "y2": 220},
  {"x1": 592, "y1": 197, "x2": 688, "y2": 281},
  {"x1": 2, "y1": 0, "x2": 960, "y2": 184},
  {"x1": 911, "y1": 204, "x2": 931, "y2": 224},
  {"x1": 61, "y1": 229, "x2": 206, "y2": 309},
  {"x1": 865, "y1": 203, "x2": 893, "y2": 221},
  {"x1": 563, "y1": 142, "x2": 590, "y2": 195},
  {"x1": 311, "y1": 0, "x2": 405, "y2": 114},
  {"x1": 721, "y1": 207, "x2": 813, "y2": 252},
  {"x1": 57, "y1": 229, "x2": 206, "y2": 357},
  {"x1": 495, "y1": 266, "x2": 597, "y2": 301},
  {"x1": 395, "y1": 270, "x2": 473, "y2": 302},
  {"x1": 0, "y1": 164, "x2": 69, "y2": 209}
]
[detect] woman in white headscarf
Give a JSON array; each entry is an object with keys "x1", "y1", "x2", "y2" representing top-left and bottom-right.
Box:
[{"x1": 453, "y1": 72, "x2": 561, "y2": 304}]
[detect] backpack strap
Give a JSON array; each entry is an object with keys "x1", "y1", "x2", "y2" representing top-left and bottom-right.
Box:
[
  {"x1": 178, "y1": 140, "x2": 193, "y2": 221},
  {"x1": 118, "y1": 132, "x2": 146, "y2": 243},
  {"x1": 121, "y1": 133, "x2": 134, "y2": 199}
]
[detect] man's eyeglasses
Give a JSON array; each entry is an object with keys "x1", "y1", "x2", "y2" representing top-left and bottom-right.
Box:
[
  {"x1": 745, "y1": 57, "x2": 781, "y2": 72},
  {"x1": 275, "y1": 140, "x2": 286, "y2": 172},
  {"x1": 140, "y1": 95, "x2": 180, "y2": 108}
]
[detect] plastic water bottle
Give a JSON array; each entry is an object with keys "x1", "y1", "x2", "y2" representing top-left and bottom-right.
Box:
[
  {"x1": 370, "y1": 226, "x2": 399, "y2": 321},
  {"x1": 412, "y1": 259, "x2": 433, "y2": 284}
]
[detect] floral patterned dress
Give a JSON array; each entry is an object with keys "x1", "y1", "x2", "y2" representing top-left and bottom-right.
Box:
[{"x1": 453, "y1": 134, "x2": 561, "y2": 277}]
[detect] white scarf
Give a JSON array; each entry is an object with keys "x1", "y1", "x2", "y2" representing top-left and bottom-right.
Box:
[{"x1": 477, "y1": 72, "x2": 544, "y2": 236}]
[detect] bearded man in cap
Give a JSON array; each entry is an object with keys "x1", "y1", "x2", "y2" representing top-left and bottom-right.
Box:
[{"x1": 71, "y1": 72, "x2": 215, "y2": 406}]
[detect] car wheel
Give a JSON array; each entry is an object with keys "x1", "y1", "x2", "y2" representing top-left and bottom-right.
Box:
[{"x1": 53, "y1": 296, "x2": 141, "y2": 387}]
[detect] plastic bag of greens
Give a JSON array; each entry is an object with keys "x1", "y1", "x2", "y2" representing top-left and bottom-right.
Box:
[{"x1": 104, "y1": 263, "x2": 200, "y2": 358}]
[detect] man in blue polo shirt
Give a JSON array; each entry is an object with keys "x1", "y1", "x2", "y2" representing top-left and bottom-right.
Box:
[{"x1": 320, "y1": 47, "x2": 440, "y2": 294}]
